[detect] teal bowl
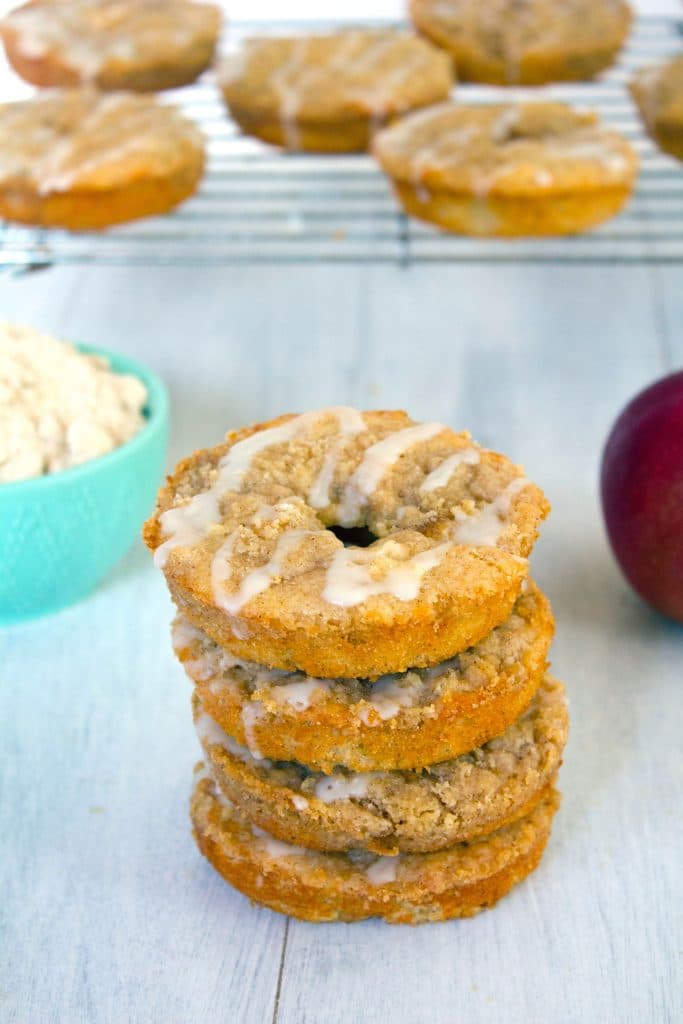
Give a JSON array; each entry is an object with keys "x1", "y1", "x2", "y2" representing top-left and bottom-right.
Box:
[{"x1": 0, "y1": 344, "x2": 169, "y2": 623}]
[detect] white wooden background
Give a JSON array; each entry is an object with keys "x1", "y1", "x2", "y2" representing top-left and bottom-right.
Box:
[{"x1": 1, "y1": 4, "x2": 683, "y2": 1024}]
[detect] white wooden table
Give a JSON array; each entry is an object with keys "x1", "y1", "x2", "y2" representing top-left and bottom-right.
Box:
[{"x1": 1, "y1": 3, "x2": 682, "y2": 1022}]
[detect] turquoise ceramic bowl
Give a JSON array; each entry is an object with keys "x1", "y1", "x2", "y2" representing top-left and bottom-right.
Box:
[{"x1": 0, "y1": 344, "x2": 169, "y2": 623}]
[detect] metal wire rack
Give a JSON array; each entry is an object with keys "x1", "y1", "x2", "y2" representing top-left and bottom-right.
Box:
[{"x1": 1, "y1": 15, "x2": 682, "y2": 269}]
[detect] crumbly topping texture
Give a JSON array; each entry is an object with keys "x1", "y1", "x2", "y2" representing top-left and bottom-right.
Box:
[
  {"x1": 0, "y1": 89, "x2": 205, "y2": 195},
  {"x1": 1, "y1": 0, "x2": 220, "y2": 81},
  {"x1": 219, "y1": 31, "x2": 453, "y2": 125},
  {"x1": 0, "y1": 322, "x2": 146, "y2": 482},
  {"x1": 410, "y1": 0, "x2": 632, "y2": 82},
  {"x1": 374, "y1": 102, "x2": 638, "y2": 197},
  {"x1": 199, "y1": 675, "x2": 567, "y2": 852},
  {"x1": 175, "y1": 581, "x2": 549, "y2": 714},
  {"x1": 146, "y1": 409, "x2": 547, "y2": 625},
  {"x1": 193, "y1": 772, "x2": 559, "y2": 891}
]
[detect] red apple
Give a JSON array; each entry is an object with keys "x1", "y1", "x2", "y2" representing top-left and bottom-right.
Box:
[{"x1": 601, "y1": 370, "x2": 683, "y2": 622}]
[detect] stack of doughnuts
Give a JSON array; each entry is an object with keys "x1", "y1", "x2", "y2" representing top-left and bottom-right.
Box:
[{"x1": 144, "y1": 408, "x2": 568, "y2": 924}]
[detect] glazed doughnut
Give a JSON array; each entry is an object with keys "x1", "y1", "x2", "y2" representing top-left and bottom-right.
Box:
[
  {"x1": 0, "y1": 90, "x2": 205, "y2": 230},
  {"x1": 0, "y1": 0, "x2": 221, "y2": 92},
  {"x1": 630, "y1": 57, "x2": 683, "y2": 163},
  {"x1": 409, "y1": 0, "x2": 632, "y2": 86},
  {"x1": 373, "y1": 102, "x2": 638, "y2": 237},
  {"x1": 196, "y1": 675, "x2": 567, "y2": 854},
  {"x1": 144, "y1": 409, "x2": 549, "y2": 678},
  {"x1": 191, "y1": 774, "x2": 560, "y2": 924},
  {"x1": 173, "y1": 581, "x2": 553, "y2": 772},
  {"x1": 218, "y1": 32, "x2": 453, "y2": 154}
]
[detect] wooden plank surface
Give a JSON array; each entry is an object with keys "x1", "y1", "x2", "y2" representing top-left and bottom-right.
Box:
[{"x1": 1, "y1": 262, "x2": 682, "y2": 1024}]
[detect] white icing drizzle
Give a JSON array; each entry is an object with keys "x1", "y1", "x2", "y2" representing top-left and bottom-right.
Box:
[
  {"x1": 195, "y1": 711, "x2": 231, "y2": 750},
  {"x1": 171, "y1": 617, "x2": 203, "y2": 652},
  {"x1": 420, "y1": 447, "x2": 480, "y2": 493},
  {"x1": 269, "y1": 33, "x2": 435, "y2": 149},
  {"x1": 314, "y1": 772, "x2": 375, "y2": 804},
  {"x1": 268, "y1": 677, "x2": 332, "y2": 711},
  {"x1": 365, "y1": 856, "x2": 399, "y2": 886},
  {"x1": 323, "y1": 539, "x2": 451, "y2": 608},
  {"x1": 490, "y1": 105, "x2": 520, "y2": 143},
  {"x1": 410, "y1": 122, "x2": 477, "y2": 203},
  {"x1": 308, "y1": 407, "x2": 367, "y2": 509},
  {"x1": 271, "y1": 37, "x2": 310, "y2": 150},
  {"x1": 212, "y1": 785, "x2": 234, "y2": 812},
  {"x1": 339, "y1": 422, "x2": 445, "y2": 526},
  {"x1": 451, "y1": 477, "x2": 529, "y2": 546},
  {"x1": 361, "y1": 672, "x2": 425, "y2": 722},
  {"x1": 195, "y1": 709, "x2": 269, "y2": 766},
  {"x1": 251, "y1": 825, "x2": 306, "y2": 859},
  {"x1": 155, "y1": 407, "x2": 362, "y2": 567},
  {"x1": 241, "y1": 703, "x2": 265, "y2": 759},
  {"x1": 291, "y1": 794, "x2": 309, "y2": 812},
  {"x1": 4, "y1": 0, "x2": 216, "y2": 83},
  {"x1": 212, "y1": 526, "x2": 312, "y2": 615}
]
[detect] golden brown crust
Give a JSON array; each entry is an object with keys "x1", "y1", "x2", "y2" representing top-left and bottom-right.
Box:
[
  {"x1": 218, "y1": 32, "x2": 453, "y2": 153},
  {"x1": 197, "y1": 675, "x2": 567, "y2": 854},
  {"x1": 176, "y1": 582, "x2": 554, "y2": 772},
  {"x1": 630, "y1": 58, "x2": 683, "y2": 162},
  {"x1": 409, "y1": 0, "x2": 632, "y2": 85},
  {"x1": 373, "y1": 102, "x2": 637, "y2": 237},
  {"x1": 144, "y1": 409, "x2": 549, "y2": 678},
  {"x1": 190, "y1": 776, "x2": 560, "y2": 923},
  {"x1": 391, "y1": 180, "x2": 633, "y2": 238},
  {"x1": 0, "y1": 0, "x2": 221, "y2": 92},
  {"x1": 0, "y1": 90, "x2": 205, "y2": 230}
]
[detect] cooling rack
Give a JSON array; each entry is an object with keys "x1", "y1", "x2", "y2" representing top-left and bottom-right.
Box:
[{"x1": 1, "y1": 15, "x2": 682, "y2": 269}]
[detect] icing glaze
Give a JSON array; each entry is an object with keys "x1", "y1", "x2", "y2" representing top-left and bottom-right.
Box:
[
  {"x1": 241, "y1": 703, "x2": 265, "y2": 759},
  {"x1": 212, "y1": 526, "x2": 313, "y2": 615},
  {"x1": 451, "y1": 477, "x2": 529, "y2": 546},
  {"x1": 268, "y1": 677, "x2": 332, "y2": 711},
  {"x1": 420, "y1": 447, "x2": 480, "y2": 493},
  {"x1": 251, "y1": 825, "x2": 306, "y2": 859},
  {"x1": 314, "y1": 772, "x2": 374, "y2": 804},
  {"x1": 156, "y1": 407, "x2": 363, "y2": 567},
  {"x1": 362, "y1": 671, "x2": 425, "y2": 722},
  {"x1": 365, "y1": 855, "x2": 399, "y2": 885},
  {"x1": 323, "y1": 539, "x2": 452, "y2": 608},
  {"x1": 308, "y1": 407, "x2": 367, "y2": 509},
  {"x1": 339, "y1": 421, "x2": 445, "y2": 525},
  {"x1": 195, "y1": 711, "x2": 230, "y2": 750}
]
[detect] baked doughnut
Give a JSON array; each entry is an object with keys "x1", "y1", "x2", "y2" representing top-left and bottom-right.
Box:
[
  {"x1": 191, "y1": 774, "x2": 560, "y2": 923},
  {"x1": 196, "y1": 675, "x2": 567, "y2": 854},
  {"x1": 409, "y1": 0, "x2": 632, "y2": 85},
  {"x1": 0, "y1": 0, "x2": 221, "y2": 92},
  {"x1": 144, "y1": 409, "x2": 549, "y2": 678},
  {"x1": 173, "y1": 581, "x2": 553, "y2": 772},
  {"x1": 0, "y1": 90, "x2": 205, "y2": 230},
  {"x1": 630, "y1": 57, "x2": 683, "y2": 162},
  {"x1": 373, "y1": 102, "x2": 638, "y2": 237},
  {"x1": 218, "y1": 31, "x2": 453, "y2": 153}
]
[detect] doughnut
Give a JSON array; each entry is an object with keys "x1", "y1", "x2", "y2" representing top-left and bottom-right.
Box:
[
  {"x1": 191, "y1": 774, "x2": 560, "y2": 924},
  {"x1": 0, "y1": 0, "x2": 221, "y2": 92},
  {"x1": 196, "y1": 675, "x2": 567, "y2": 854},
  {"x1": 218, "y1": 31, "x2": 453, "y2": 153},
  {"x1": 373, "y1": 102, "x2": 638, "y2": 237},
  {"x1": 0, "y1": 90, "x2": 205, "y2": 230},
  {"x1": 409, "y1": 0, "x2": 632, "y2": 86},
  {"x1": 144, "y1": 409, "x2": 549, "y2": 678},
  {"x1": 630, "y1": 58, "x2": 683, "y2": 163},
  {"x1": 173, "y1": 580, "x2": 553, "y2": 772}
]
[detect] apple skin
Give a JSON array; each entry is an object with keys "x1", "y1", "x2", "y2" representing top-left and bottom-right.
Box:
[{"x1": 601, "y1": 370, "x2": 683, "y2": 623}]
